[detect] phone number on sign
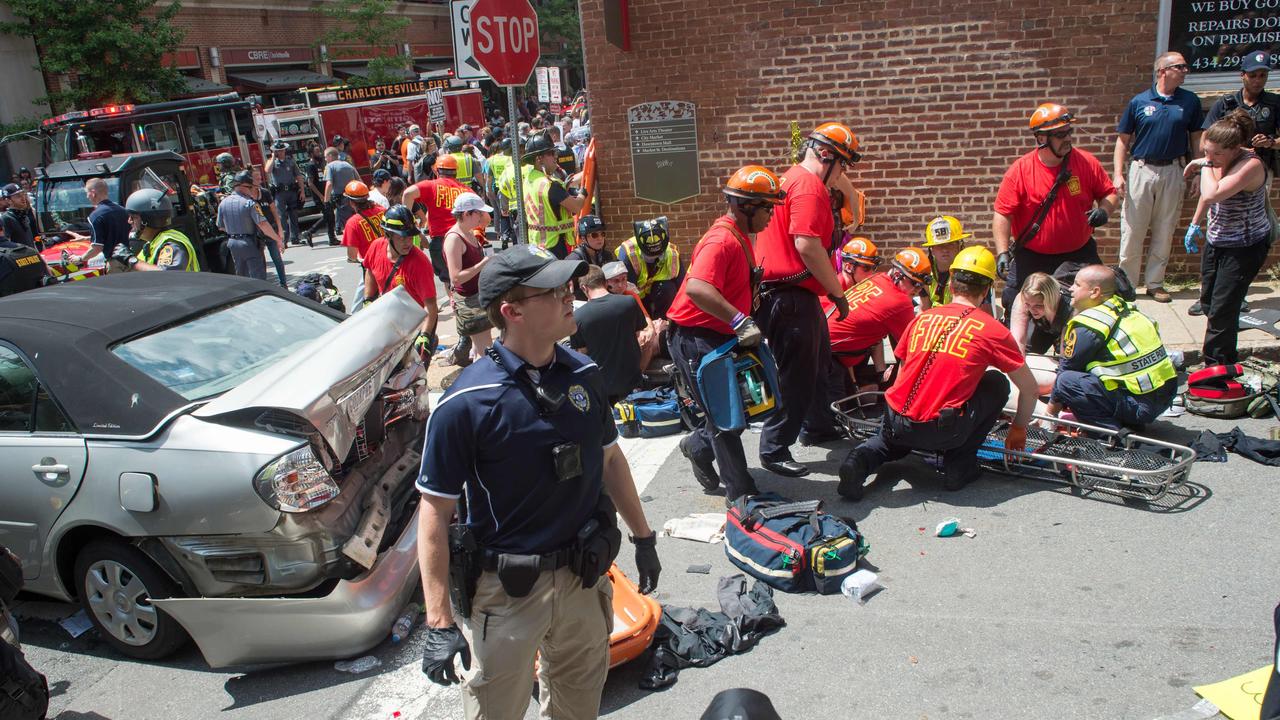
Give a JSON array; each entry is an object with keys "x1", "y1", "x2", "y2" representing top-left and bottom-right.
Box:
[{"x1": 1192, "y1": 53, "x2": 1280, "y2": 70}]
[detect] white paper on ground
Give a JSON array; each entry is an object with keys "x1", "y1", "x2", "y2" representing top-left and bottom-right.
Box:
[
  {"x1": 59, "y1": 609, "x2": 94, "y2": 638},
  {"x1": 662, "y1": 512, "x2": 726, "y2": 543}
]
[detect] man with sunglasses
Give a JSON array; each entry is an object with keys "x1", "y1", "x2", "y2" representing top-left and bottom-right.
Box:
[
  {"x1": 994, "y1": 102, "x2": 1118, "y2": 314},
  {"x1": 1114, "y1": 51, "x2": 1204, "y2": 303},
  {"x1": 417, "y1": 245, "x2": 659, "y2": 720},
  {"x1": 666, "y1": 165, "x2": 783, "y2": 501}
]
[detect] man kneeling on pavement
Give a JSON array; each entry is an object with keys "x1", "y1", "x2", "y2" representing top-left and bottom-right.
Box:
[
  {"x1": 1046, "y1": 264, "x2": 1176, "y2": 429},
  {"x1": 837, "y1": 246, "x2": 1040, "y2": 500}
]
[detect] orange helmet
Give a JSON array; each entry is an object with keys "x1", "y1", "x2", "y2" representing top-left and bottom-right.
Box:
[
  {"x1": 343, "y1": 180, "x2": 370, "y2": 201},
  {"x1": 723, "y1": 165, "x2": 786, "y2": 205},
  {"x1": 839, "y1": 237, "x2": 880, "y2": 268},
  {"x1": 1029, "y1": 103, "x2": 1074, "y2": 133},
  {"x1": 808, "y1": 122, "x2": 862, "y2": 163},
  {"x1": 890, "y1": 247, "x2": 932, "y2": 285},
  {"x1": 435, "y1": 154, "x2": 459, "y2": 172}
]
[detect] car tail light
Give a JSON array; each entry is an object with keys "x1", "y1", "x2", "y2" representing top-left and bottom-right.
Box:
[{"x1": 254, "y1": 445, "x2": 340, "y2": 512}]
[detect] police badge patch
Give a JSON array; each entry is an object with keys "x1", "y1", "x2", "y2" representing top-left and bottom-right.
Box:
[
  {"x1": 568, "y1": 384, "x2": 590, "y2": 413},
  {"x1": 157, "y1": 244, "x2": 175, "y2": 266}
]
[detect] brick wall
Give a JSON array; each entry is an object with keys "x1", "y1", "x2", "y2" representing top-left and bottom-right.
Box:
[{"x1": 580, "y1": 0, "x2": 1280, "y2": 281}]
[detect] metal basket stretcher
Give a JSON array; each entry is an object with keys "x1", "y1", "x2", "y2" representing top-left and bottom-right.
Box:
[{"x1": 831, "y1": 392, "x2": 1196, "y2": 502}]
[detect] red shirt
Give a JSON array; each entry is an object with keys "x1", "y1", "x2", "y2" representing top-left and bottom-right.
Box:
[
  {"x1": 993, "y1": 148, "x2": 1115, "y2": 254},
  {"x1": 363, "y1": 238, "x2": 438, "y2": 308},
  {"x1": 826, "y1": 273, "x2": 917, "y2": 368},
  {"x1": 754, "y1": 165, "x2": 835, "y2": 295},
  {"x1": 667, "y1": 215, "x2": 755, "y2": 335},
  {"x1": 885, "y1": 303, "x2": 1025, "y2": 422},
  {"x1": 342, "y1": 206, "x2": 385, "y2": 260},
  {"x1": 413, "y1": 177, "x2": 468, "y2": 237}
]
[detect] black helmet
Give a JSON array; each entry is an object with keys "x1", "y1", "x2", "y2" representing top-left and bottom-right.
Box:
[
  {"x1": 444, "y1": 134, "x2": 464, "y2": 152},
  {"x1": 633, "y1": 216, "x2": 669, "y2": 257},
  {"x1": 232, "y1": 169, "x2": 254, "y2": 188},
  {"x1": 125, "y1": 188, "x2": 174, "y2": 229},
  {"x1": 382, "y1": 204, "x2": 419, "y2": 238},
  {"x1": 578, "y1": 214, "x2": 605, "y2": 238},
  {"x1": 521, "y1": 132, "x2": 556, "y2": 163},
  {"x1": 215, "y1": 152, "x2": 235, "y2": 169}
]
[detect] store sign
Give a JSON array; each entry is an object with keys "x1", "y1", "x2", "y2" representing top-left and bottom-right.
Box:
[
  {"x1": 221, "y1": 47, "x2": 312, "y2": 66},
  {"x1": 306, "y1": 80, "x2": 447, "y2": 107},
  {"x1": 628, "y1": 100, "x2": 699, "y2": 205},
  {"x1": 1167, "y1": 0, "x2": 1280, "y2": 75}
]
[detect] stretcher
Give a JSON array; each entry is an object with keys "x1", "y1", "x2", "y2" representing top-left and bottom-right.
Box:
[
  {"x1": 607, "y1": 564, "x2": 662, "y2": 668},
  {"x1": 831, "y1": 392, "x2": 1196, "y2": 502}
]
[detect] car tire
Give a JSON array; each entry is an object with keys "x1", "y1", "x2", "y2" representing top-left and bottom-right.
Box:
[{"x1": 73, "y1": 539, "x2": 189, "y2": 660}]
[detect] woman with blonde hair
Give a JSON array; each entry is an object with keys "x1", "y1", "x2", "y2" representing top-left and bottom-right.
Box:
[{"x1": 1008, "y1": 271, "x2": 1072, "y2": 354}]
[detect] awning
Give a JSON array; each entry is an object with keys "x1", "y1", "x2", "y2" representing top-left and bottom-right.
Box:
[
  {"x1": 227, "y1": 69, "x2": 337, "y2": 91},
  {"x1": 177, "y1": 76, "x2": 232, "y2": 97},
  {"x1": 413, "y1": 61, "x2": 453, "y2": 75},
  {"x1": 333, "y1": 64, "x2": 417, "y2": 81}
]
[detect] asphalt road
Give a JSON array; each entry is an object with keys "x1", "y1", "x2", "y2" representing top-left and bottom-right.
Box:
[{"x1": 13, "y1": 244, "x2": 1280, "y2": 719}]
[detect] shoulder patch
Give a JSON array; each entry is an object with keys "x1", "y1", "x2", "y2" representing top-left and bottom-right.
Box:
[
  {"x1": 157, "y1": 244, "x2": 175, "y2": 266},
  {"x1": 568, "y1": 384, "x2": 590, "y2": 413},
  {"x1": 1063, "y1": 327, "x2": 1077, "y2": 358}
]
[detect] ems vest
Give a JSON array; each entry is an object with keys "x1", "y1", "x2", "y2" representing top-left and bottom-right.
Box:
[
  {"x1": 1066, "y1": 295, "x2": 1176, "y2": 395},
  {"x1": 619, "y1": 240, "x2": 680, "y2": 299},
  {"x1": 487, "y1": 153, "x2": 512, "y2": 194},
  {"x1": 0, "y1": 243, "x2": 47, "y2": 296},
  {"x1": 451, "y1": 153, "x2": 476, "y2": 183},
  {"x1": 522, "y1": 168, "x2": 576, "y2": 250},
  {"x1": 140, "y1": 229, "x2": 201, "y2": 272},
  {"x1": 500, "y1": 162, "x2": 535, "y2": 203}
]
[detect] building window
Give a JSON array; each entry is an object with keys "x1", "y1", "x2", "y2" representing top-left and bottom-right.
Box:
[
  {"x1": 183, "y1": 109, "x2": 236, "y2": 150},
  {"x1": 1159, "y1": 0, "x2": 1280, "y2": 89}
]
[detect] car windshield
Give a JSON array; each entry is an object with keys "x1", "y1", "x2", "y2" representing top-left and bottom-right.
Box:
[
  {"x1": 37, "y1": 177, "x2": 121, "y2": 232},
  {"x1": 111, "y1": 295, "x2": 340, "y2": 400}
]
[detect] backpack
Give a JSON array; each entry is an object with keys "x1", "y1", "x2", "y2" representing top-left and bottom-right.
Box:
[
  {"x1": 0, "y1": 637, "x2": 48, "y2": 720},
  {"x1": 725, "y1": 493, "x2": 868, "y2": 595},
  {"x1": 613, "y1": 387, "x2": 683, "y2": 438}
]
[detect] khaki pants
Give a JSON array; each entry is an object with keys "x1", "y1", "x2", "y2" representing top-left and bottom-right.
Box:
[
  {"x1": 458, "y1": 566, "x2": 613, "y2": 720},
  {"x1": 1118, "y1": 159, "x2": 1185, "y2": 289}
]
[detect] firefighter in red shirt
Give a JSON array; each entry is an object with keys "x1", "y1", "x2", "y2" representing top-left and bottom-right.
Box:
[
  {"x1": 403, "y1": 154, "x2": 468, "y2": 284},
  {"x1": 666, "y1": 165, "x2": 784, "y2": 503},
  {"x1": 826, "y1": 247, "x2": 931, "y2": 402},
  {"x1": 363, "y1": 204, "x2": 441, "y2": 358},
  {"x1": 835, "y1": 236, "x2": 880, "y2": 291},
  {"x1": 753, "y1": 122, "x2": 860, "y2": 478},
  {"x1": 340, "y1": 181, "x2": 386, "y2": 265},
  {"x1": 836, "y1": 246, "x2": 1040, "y2": 501}
]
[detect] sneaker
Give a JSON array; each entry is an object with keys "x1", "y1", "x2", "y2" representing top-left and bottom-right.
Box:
[
  {"x1": 836, "y1": 452, "x2": 869, "y2": 501},
  {"x1": 1146, "y1": 287, "x2": 1172, "y2": 303},
  {"x1": 448, "y1": 337, "x2": 474, "y2": 367},
  {"x1": 1241, "y1": 300, "x2": 1250, "y2": 313},
  {"x1": 1188, "y1": 302, "x2": 1204, "y2": 316},
  {"x1": 680, "y1": 436, "x2": 720, "y2": 492}
]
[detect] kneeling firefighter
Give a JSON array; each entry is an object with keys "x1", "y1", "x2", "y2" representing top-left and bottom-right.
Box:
[{"x1": 113, "y1": 189, "x2": 201, "y2": 272}]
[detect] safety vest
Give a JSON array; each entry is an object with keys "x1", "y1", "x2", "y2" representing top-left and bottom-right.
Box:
[
  {"x1": 500, "y1": 162, "x2": 535, "y2": 203},
  {"x1": 1066, "y1": 295, "x2": 1176, "y2": 395},
  {"x1": 522, "y1": 168, "x2": 576, "y2": 250},
  {"x1": 140, "y1": 229, "x2": 201, "y2": 271},
  {"x1": 451, "y1": 153, "x2": 476, "y2": 183},
  {"x1": 487, "y1": 152, "x2": 512, "y2": 194},
  {"x1": 619, "y1": 239, "x2": 680, "y2": 299},
  {"x1": 926, "y1": 270, "x2": 951, "y2": 306}
]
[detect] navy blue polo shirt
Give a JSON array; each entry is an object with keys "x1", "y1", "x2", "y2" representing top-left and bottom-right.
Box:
[
  {"x1": 1117, "y1": 86, "x2": 1205, "y2": 162},
  {"x1": 88, "y1": 199, "x2": 130, "y2": 259},
  {"x1": 417, "y1": 340, "x2": 618, "y2": 554}
]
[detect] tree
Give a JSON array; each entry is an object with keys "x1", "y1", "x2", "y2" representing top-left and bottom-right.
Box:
[
  {"x1": 0, "y1": 0, "x2": 187, "y2": 112},
  {"x1": 535, "y1": 0, "x2": 584, "y2": 78},
  {"x1": 318, "y1": 0, "x2": 411, "y2": 87}
]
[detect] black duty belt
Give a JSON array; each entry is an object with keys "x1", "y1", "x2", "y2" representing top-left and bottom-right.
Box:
[
  {"x1": 481, "y1": 546, "x2": 573, "y2": 572},
  {"x1": 1138, "y1": 158, "x2": 1177, "y2": 167}
]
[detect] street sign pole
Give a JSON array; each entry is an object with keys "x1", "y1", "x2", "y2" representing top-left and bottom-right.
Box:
[{"x1": 508, "y1": 89, "x2": 526, "y2": 245}]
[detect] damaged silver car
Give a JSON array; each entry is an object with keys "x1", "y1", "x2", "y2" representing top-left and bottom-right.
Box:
[{"x1": 0, "y1": 272, "x2": 430, "y2": 666}]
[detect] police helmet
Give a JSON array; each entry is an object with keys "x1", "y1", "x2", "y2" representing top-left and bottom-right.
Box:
[
  {"x1": 578, "y1": 215, "x2": 605, "y2": 238},
  {"x1": 633, "y1": 216, "x2": 670, "y2": 258},
  {"x1": 125, "y1": 188, "x2": 175, "y2": 229},
  {"x1": 521, "y1": 132, "x2": 556, "y2": 163},
  {"x1": 232, "y1": 169, "x2": 254, "y2": 188},
  {"x1": 215, "y1": 152, "x2": 235, "y2": 169},
  {"x1": 382, "y1": 204, "x2": 419, "y2": 238},
  {"x1": 444, "y1": 134, "x2": 464, "y2": 152}
]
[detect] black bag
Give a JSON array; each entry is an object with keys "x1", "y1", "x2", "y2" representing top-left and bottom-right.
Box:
[
  {"x1": 0, "y1": 640, "x2": 49, "y2": 720},
  {"x1": 0, "y1": 547, "x2": 22, "y2": 606}
]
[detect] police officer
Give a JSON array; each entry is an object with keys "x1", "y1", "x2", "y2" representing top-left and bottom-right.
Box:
[
  {"x1": 568, "y1": 215, "x2": 609, "y2": 268},
  {"x1": 753, "y1": 122, "x2": 859, "y2": 477},
  {"x1": 837, "y1": 247, "x2": 1040, "y2": 501},
  {"x1": 0, "y1": 235, "x2": 49, "y2": 296},
  {"x1": 216, "y1": 170, "x2": 280, "y2": 280},
  {"x1": 265, "y1": 140, "x2": 305, "y2": 247},
  {"x1": 418, "y1": 245, "x2": 660, "y2": 720},
  {"x1": 616, "y1": 216, "x2": 685, "y2": 320},
  {"x1": 1047, "y1": 264, "x2": 1176, "y2": 429},
  {"x1": 521, "y1": 132, "x2": 583, "y2": 259},
  {"x1": 112, "y1": 189, "x2": 202, "y2": 272},
  {"x1": 483, "y1": 135, "x2": 515, "y2": 248},
  {"x1": 214, "y1": 152, "x2": 238, "y2": 194},
  {"x1": 0, "y1": 185, "x2": 36, "y2": 248},
  {"x1": 666, "y1": 165, "x2": 784, "y2": 502},
  {"x1": 444, "y1": 135, "x2": 481, "y2": 190}
]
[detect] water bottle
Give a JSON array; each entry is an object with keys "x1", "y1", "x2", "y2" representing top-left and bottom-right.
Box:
[{"x1": 390, "y1": 602, "x2": 421, "y2": 643}]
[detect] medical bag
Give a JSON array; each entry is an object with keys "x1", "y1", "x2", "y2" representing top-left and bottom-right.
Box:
[
  {"x1": 725, "y1": 493, "x2": 868, "y2": 594},
  {"x1": 1185, "y1": 361, "x2": 1280, "y2": 419},
  {"x1": 614, "y1": 387, "x2": 684, "y2": 438},
  {"x1": 696, "y1": 339, "x2": 781, "y2": 432}
]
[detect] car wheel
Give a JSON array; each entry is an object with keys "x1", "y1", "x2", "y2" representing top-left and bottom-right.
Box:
[{"x1": 73, "y1": 539, "x2": 189, "y2": 660}]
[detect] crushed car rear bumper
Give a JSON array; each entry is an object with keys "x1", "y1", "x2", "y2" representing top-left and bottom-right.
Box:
[{"x1": 152, "y1": 505, "x2": 420, "y2": 668}]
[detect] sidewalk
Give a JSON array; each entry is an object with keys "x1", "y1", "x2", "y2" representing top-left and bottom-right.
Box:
[{"x1": 1136, "y1": 278, "x2": 1280, "y2": 365}]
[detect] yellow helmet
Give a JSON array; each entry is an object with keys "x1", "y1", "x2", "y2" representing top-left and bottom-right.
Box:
[
  {"x1": 922, "y1": 215, "x2": 971, "y2": 247},
  {"x1": 950, "y1": 245, "x2": 997, "y2": 282}
]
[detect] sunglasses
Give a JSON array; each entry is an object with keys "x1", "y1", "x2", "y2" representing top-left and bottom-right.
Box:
[
  {"x1": 1162, "y1": 63, "x2": 1189, "y2": 72},
  {"x1": 586, "y1": 231, "x2": 605, "y2": 237},
  {"x1": 1046, "y1": 127, "x2": 1073, "y2": 139},
  {"x1": 513, "y1": 283, "x2": 572, "y2": 303}
]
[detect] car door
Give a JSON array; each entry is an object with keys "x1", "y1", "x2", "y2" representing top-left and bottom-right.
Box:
[{"x1": 0, "y1": 343, "x2": 87, "y2": 580}]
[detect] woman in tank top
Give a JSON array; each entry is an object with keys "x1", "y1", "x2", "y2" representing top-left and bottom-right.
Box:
[{"x1": 442, "y1": 192, "x2": 495, "y2": 367}]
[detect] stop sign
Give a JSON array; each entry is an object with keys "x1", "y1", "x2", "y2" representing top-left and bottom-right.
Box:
[{"x1": 470, "y1": 0, "x2": 540, "y2": 87}]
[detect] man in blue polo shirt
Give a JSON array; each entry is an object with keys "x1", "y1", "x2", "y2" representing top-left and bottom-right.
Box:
[
  {"x1": 416, "y1": 245, "x2": 660, "y2": 720},
  {"x1": 71, "y1": 178, "x2": 130, "y2": 267},
  {"x1": 1113, "y1": 51, "x2": 1204, "y2": 303}
]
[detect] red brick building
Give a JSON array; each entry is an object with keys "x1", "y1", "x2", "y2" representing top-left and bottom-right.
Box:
[{"x1": 579, "y1": 0, "x2": 1280, "y2": 278}]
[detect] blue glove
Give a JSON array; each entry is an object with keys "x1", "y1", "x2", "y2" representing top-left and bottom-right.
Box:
[{"x1": 1183, "y1": 224, "x2": 1203, "y2": 254}]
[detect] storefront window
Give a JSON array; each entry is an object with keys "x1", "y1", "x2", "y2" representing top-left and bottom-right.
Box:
[{"x1": 1160, "y1": 0, "x2": 1280, "y2": 89}]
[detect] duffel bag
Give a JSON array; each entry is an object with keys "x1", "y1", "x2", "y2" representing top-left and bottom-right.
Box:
[
  {"x1": 613, "y1": 401, "x2": 641, "y2": 439},
  {"x1": 725, "y1": 493, "x2": 868, "y2": 594},
  {"x1": 624, "y1": 387, "x2": 684, "y2": 438}
]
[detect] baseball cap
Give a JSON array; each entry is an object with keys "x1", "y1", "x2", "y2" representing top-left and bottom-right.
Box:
[
  {"x1": 452, "y1": 192, "x2": 493, "y2": 214},
  {"x1": 478, "y1": 245, "x2": 587, "y2": 307},
  {"x1": 372, "y1": 168, "x2": 392, "y2": 182},
  {"x1": 0, "y1": 183, "x2": 22, "y2": 198},
  {"x1": 1242, "y1": 51, "x2": 1272, "y2": 72},
  {"x1": 602, "y1": 261, "x2": 628, "y2": 280}
]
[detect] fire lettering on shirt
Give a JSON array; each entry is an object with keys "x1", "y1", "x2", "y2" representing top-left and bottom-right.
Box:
[
  {"x1": 435, "y1": 185, "x2": 463, "y2": 209},
  {"x1": 907, "y1": 314, "x2": 985, "y2": 359},
  {"x1": 844, "y1": 279, "x2": 883, "y2": 312}
]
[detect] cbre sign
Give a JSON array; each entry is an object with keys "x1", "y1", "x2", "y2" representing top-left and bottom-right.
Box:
[{"x1": 470, "y1": 0, "x2": 540, "y2": 87}]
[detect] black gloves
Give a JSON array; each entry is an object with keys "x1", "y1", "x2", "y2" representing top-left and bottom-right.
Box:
[
  {"x1": 996, "y1": 251, "x2": 1012, "y2": 280},
  {"x1": 827, "y1": 293, "x2": 850, "y2": 321},
  {"x1": 422, "y1": 625, "x2": 471, "y2": 686},
  {"x1": 631, "y1": 533, "x2": 661, "y2": 595},
  {"x1": 1085, "y1": 207, "x2": 1109, "y2": 228}
]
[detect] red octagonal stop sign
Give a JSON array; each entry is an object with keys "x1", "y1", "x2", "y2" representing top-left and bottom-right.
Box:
[{"x1": 471, "y1": 0, "x2": 540, "y2": 87}]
